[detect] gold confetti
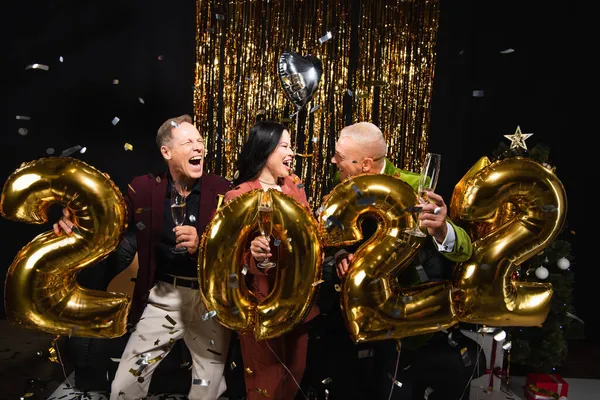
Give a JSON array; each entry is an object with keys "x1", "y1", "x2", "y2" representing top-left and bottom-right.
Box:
[
  {"x1": 165, "y1": 315, "x2": 177, "y2": 326},
  {"x1": 245, "y1": 367, "x2": 254, "y2": 375},
  {"x1": 312, "y1": 280, "x2": 325, "y2": 287},
  {"x1": 334, "y1": 284, "x2": 341, "y2": 292},
  {"x1": 124, "y1": 143, "x2": 133, "y2": 151},
  {"x1": 256, "y1": 388, "x2": 270, "y2": 397}
]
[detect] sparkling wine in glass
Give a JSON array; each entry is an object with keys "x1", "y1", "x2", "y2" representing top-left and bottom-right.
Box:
[
  {"x1": 257, "y1": 192, "x2": 276, "y2": 270},
  {"x1": 405, "y1": 152, "x2": 442, "y2": 237},
  {"x1": 171, "y1": 181, "x2": 188, "y2": 254}
]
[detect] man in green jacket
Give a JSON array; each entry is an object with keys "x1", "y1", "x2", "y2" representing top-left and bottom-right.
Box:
[
  {"x1": 331, "y1": 122, "x2": 472, "y2": 276},
  {"x1": 315, "y1": 121, "x2": 475, "y2": 400}
]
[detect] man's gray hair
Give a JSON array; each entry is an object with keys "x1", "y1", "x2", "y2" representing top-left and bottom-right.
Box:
[{"x1": 339, "y1": 122, "x2": 387, "y2": 158}]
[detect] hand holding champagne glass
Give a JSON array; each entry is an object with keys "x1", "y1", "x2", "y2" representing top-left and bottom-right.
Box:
[
  {"x1": 257, "y1": 191, "x2": 276, "y2": 270},
  {"x1": 405, "y1": 152, "x2": 442, "y2": 237},
  {"x1": 170, "y1": 181, "x2": 188, "y2": 254}
]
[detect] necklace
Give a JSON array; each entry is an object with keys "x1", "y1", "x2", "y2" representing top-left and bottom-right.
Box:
[{"x1": 258, "y1": 178, "x2": 278, "y2": 186}]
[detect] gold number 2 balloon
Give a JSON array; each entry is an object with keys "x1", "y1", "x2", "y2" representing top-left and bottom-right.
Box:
[
  {"x1": 319, "y1": 174, "x2": 457, "y2": 343},
  {"x1": 198, "y1": 189, "x2": 323, "y2": 340},
  {"x1": 1, "y1": 158, "x2": 130, "y2": 338},
  {"x1": 451, "y1": 157, "x2": 566, "y2": 326}
]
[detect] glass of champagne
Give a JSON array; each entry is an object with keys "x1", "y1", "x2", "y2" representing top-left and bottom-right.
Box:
[
  {"x1": 257, "y1": 191, "x2": 276, "y2": 270},
  {"x1": 405, "y1": 152, "x2": 442, "y2": 237},
  {"x1": 170, "y1": 181, "x2": 188, "y2": 254}
]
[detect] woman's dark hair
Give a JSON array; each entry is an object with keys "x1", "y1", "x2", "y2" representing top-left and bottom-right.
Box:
[{"x1": 234, "y1": 121, "x2": 287, "y2": 186}]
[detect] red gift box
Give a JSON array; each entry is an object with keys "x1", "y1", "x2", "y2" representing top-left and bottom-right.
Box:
[{"x1": 525, "y1": 373, "x2": 569, "y2": 400}]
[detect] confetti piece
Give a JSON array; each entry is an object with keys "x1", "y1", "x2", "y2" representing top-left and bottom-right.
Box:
[
  {"x1": 202, "y1": 310, "x2": 217, "y2": 321},
  {"x1": 357, "y1": 196, "x2": 376, "y2": 206},
  {"x1": 242, "y1": 265, "x2": 249, "y2": 275},
  {"x1": 165, "y1": 315, "x2": 177, "y2": 326},
  {"x1": 245, "y1": 367, "x2": 254, "y2": 375},
  {"x1": 286, "y1": 237, "x2": 292, "y2": 243},
  {"x1": 112, "y1": 79, "x2": 119, "y2": 84},
  {"x1": 358, "y1": 348, "x2": 374, "y2": 359},
  {"x1": 388, "y1": 373, "x2": 403, "y2": 387},
  {"x1": 136, "y1": 222, "x2": 146, "y2": 230},
  {"x1": 154, "y1": 339, "x2": 160, "y2": 346},
  {"x1": 207, "y1": 348, "x2": 222, "y2": 356},
  {"x1": 25, "y1": 63, "x2": 49, "y2": 71},
  {"x1": 215, "y1": 13, "x2": 225, "y2": 20},
  {"x1": 61, "y1": 145, "x2": 82, "y2": 157},
  {"x1": 170, "y1": 121, "x2": 179, "y2": 128},
  {"x1": 231, "y1": 361, "x2": 237, "y2": 369},
  {"x1": 80, "y1": 147, "x2": 87, "y2": 154},
  {"x1": 334, "y1": 284, "x2": 341, "y2": 292},
  {"x1": 111, "y1": 117, "x2": 120, "y2": 126},
  {"x1": 59, "y1": 56, "x2": 64, "y2": 62},
  {"x1": 297, "y1": 183, "x2": 305, "y2": 189},
  {"x1": 169, "y1": 329, "x2": 179, "y2": 335},
  {"x1": 128, "y1": 184, "x2": 137, "y2": 194},
  {"x1": 138, "y1": 335, "x2": 147, "y2": 341},
  {"x1": 322, "y1": 377, "x2": 332, "y2": 384},
  {"x1": 273, "y1": 239, "x2": 281, "y2": 246},
  {"x1": 437, "y1": 323, "x2": 449, "y2": 333},
  {"x1": 310, "y1": 105, "x2": 321, "y2": 113},
  {"x1": 124, "y1": 143, "x2": 134, "y2": 151},
  {"x1": 46, "y1": 148, "x2": 55, "y2": 155},
  {"x1": 110, "y1": 358, "x2": 121, "y2": 362},
  {"x1": 18, "y1": 128, "x2": 28, "y2": 136},
  {"x1": 229, "y1": 273, "x2": 239, "y2": 289},
  {"x1": 351, "y1": 184, "x2": 363, "y2": 196},
  {"x1": 312, "y1": 280, "x2": 325, "y2": 287},
  {"x1": 447, "y1": 332, "x2": 458, "y2": 347},
  {"x1": 138, "y1": 97, "x2": 145, "y2": 104},
  {"x1": 209, "y1": 339, "x2": 216, "y2": 347},
  {"x1": 472, "y1": 90, "x2": 484, "y2": 98},
  {"x1": 158, "y1": 55, "x2": 164, "y2": 60},
  {"x1": 256, "y1": 388, "x2": 270, "y2": 397},
  {"x1": 500, "y1": 48, "x2": 515, "y2": 54},
  {"x1": 16, "y1": 115, "x2": 31, "y2": 120},
  {"x1": 193, "y1": 379, "x2": 211, "y2": 386},
  {"x1": 318, "y1": 31, "x2": 333, "y2": 44}
]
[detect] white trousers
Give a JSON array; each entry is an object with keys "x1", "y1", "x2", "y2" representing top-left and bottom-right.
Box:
[{"x1": 110, "y1": 281, "x2": 230, "y2": 400}]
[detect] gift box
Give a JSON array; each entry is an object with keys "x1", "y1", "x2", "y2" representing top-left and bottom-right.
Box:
[{"x1": 525, "y1": 373, "x2": 568, "y2": 400}]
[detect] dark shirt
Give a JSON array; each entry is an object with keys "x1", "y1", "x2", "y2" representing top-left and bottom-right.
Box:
[{"x1": 155, "y1": 176, "x2": 202, "y2": 278}]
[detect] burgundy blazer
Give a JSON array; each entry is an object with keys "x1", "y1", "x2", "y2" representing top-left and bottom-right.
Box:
[
  {"x1": 224, "y1": 175, "x2": 320, "y2": 323},
  {"x1": 126, "y1": 170, "x2": 231, "y2": 324}
]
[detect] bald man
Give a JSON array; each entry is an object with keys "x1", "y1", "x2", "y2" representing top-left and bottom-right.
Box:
[
  {"x1": 331, "y1": 122, "x2": 471, "y2": 277},
  {"x1": 315, "y1": 122, "x2": 474, "y2": 400}
]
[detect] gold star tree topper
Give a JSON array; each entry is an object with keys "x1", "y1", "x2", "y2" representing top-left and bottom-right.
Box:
[{"x1": 504, "y1": 126, "x2": 533, "y2": 150}]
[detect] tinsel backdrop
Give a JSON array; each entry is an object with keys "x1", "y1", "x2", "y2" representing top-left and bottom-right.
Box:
[{"x1": 194, "y1": 0, "x2": 439, "y2": 206}]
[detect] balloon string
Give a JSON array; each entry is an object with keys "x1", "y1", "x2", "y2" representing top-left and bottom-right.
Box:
[
  {"x1": 265, "y1": 339, "x2": 309, "y2": 400},
  {"x1": 55, "y1": 337, "x2": 73, "y2": 388},
  {"x1": 387, "y1": 341, "x2": 402, "y2": 400}
]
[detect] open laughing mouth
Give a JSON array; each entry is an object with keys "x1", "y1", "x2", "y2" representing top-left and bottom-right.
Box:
[
  {"x1": 189, "y1": 156, "x2": 202, "y2": 166},
  {"x1": 283, "y1": 159, "x2": 292, "y2": 170}
]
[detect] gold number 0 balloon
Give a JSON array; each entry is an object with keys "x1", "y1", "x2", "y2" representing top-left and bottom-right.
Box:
[
  {"x1": 198, "y1": 189, "x2": 323, "y2": 340},
  {"x1": 1, "y1": 158, "x2": 130, "y2": 338},
  {"x1": 451, "y1": 157, "x2": 566, "y2": 326},
  {"x1": 319, "y1": 174, "x2": 457, "y2": 343}
]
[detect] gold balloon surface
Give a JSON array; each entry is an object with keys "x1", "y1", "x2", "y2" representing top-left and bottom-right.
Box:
[
  {"x1": 198, "y1": 189, "x2": 323, "y2": 340},
  {"x1": 450, "y1": 156, "x2": 516, "y2": 239},
  {"x1": 319, "y1": 174, "x2": 457, "y2": 343},
  {"x1": 1, "y1": 158, "x2": 130, "y2": 338},
  {"x1": 451, "y1": 157, "x2": 566, "y2": 326}
]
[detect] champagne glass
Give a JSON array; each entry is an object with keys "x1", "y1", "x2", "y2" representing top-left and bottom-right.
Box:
[
  {"x1": 256, "y1": 191, "x2": 276, "y2": 270},
  {"x1": 170, "y1": 181, "x2": 188, "y2": 254},
  {"x1": 405, "y1": 153, "x2": 442, "y2": 237}
]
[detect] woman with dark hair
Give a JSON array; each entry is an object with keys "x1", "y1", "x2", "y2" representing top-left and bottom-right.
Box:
[{"x1": 224, "y1": 120, "x2": 319, "y2": 400}]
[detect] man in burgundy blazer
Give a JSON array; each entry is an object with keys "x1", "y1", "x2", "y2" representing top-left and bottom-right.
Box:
[{"x1": 54, "y1": 114, "x2": 232, "y2": 400}]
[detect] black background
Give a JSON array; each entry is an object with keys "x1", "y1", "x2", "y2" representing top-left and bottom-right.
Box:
[{"x1": 1, "y1": 1, "x2": 589, "y2": 337}]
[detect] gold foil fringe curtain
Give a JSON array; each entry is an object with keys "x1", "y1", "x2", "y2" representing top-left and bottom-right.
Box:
[{"x1": 194, "y1": 0, "x2": 439, "y2": 207}]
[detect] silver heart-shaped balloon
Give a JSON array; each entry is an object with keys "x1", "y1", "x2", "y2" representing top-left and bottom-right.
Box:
[{"x1": 278, "y1": 51, "x2": 323, "y2": 110}]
